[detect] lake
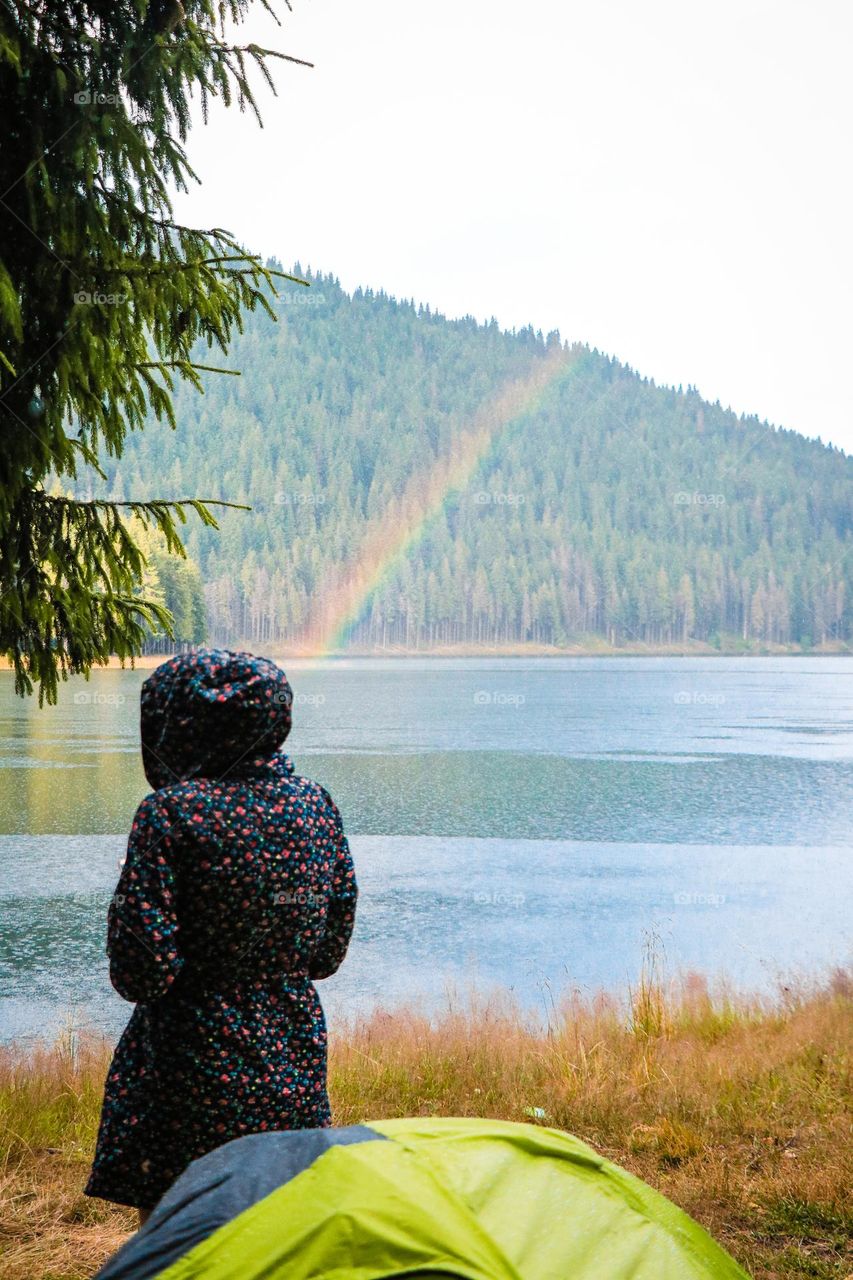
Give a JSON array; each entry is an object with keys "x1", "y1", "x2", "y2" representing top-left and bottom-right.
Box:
[{"x1": 1, "y1": 657, "x2": 851, "y2": 1042}]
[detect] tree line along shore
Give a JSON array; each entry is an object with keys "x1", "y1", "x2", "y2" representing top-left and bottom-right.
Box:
[{"x1": 2, "y1": 637, "x2": 851, "y2": 677}]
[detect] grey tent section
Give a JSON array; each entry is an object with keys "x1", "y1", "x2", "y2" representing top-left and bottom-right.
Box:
[{"x1": 95, "y1": 1125, "x2": 384, "y2": 1280}]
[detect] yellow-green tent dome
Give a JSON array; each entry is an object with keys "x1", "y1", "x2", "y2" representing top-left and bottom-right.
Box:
[{"x1": 97, "y1": 1117, "x2": 749, "y2": 1279}]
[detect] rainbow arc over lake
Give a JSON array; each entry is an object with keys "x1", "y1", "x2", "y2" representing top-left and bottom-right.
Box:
[{"x1": 305, "y1": 346, "x2": 577, "y2": 657}]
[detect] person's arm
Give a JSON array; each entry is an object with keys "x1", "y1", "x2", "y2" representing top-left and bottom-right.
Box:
[
  {"x1": 107, "y1": 794, "x2": 184, "y2": 1002},
  {"x1": 309, "y1": 788, "x2": 357, "y2": 980}
]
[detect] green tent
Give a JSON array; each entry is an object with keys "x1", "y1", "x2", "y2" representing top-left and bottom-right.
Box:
[{"x1": 97, "y1": 1116, "x2": 749, "y2": 1279}]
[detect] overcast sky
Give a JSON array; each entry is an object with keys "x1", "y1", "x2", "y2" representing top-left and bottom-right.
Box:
[{"x1": 174, "y1": 0, "x2": 853, "y2": 453}]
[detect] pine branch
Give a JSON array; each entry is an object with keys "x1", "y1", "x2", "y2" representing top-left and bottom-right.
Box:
[
  {"x1": 134, "y1": 361, "x2": 242, "y2": 375},
  {"x1": 0, "y1": 0, "x2": 313, "y2": 699},
  {"x1": 199, "y1": 33, "x2": 314, "y2": 69}
]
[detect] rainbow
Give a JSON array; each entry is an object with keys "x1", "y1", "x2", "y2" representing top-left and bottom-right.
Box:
[{"x1": 305, "y1": 345, "x2": 579, "y2": 657}]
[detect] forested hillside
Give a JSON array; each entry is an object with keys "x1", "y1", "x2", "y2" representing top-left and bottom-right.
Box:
[{"x1": 84, "y1": 267, "x2": 852, "y2": 651}]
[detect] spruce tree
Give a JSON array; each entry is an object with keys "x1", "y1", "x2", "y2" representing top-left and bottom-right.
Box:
[{"x1": 0, "y1": 1, "x2": 308, "y2": 700}]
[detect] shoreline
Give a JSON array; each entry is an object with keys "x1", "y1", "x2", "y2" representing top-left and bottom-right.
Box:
[{"x1": 1, "y1": 638, "x2": 850, "y2": 672}]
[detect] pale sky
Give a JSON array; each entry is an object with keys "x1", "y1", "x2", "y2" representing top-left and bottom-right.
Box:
[{"x1": 174, "y1": 0, "x2": 853, "y2": 453}]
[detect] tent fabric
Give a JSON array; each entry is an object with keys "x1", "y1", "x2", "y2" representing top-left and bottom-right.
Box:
[
  {"x1": 96, "y1": 1126, "x2": 382, "y2": 1280},
  {"x1": 96, "y1": 1117, "x2": 750, "y2": 1280}
]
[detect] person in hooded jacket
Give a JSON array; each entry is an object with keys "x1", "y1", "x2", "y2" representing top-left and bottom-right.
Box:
[{"x1": 84, "y1": 650, "x2": 357, "y2": 1225}]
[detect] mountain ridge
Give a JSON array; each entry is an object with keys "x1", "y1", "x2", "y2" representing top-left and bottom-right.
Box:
[{"x1": 83, "y1": 265, "x2": 852, "y2": 653}]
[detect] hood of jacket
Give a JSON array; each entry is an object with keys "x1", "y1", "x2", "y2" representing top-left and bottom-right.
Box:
[{"x1": 140, "y1": 649, "x2": 293, "y2": 790}]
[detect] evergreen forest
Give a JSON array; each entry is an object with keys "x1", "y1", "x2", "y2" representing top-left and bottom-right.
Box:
[{"x1": 83, "y1": 267, "x2": 852, "y2": 652}]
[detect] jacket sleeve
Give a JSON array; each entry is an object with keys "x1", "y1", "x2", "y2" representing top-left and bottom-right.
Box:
[
  {"x1": 309, "y1": 789, "x2": 358, "y2": 980},
  {"x1": 107, "y1": 794, "x2": 185, "y2": 1003}
]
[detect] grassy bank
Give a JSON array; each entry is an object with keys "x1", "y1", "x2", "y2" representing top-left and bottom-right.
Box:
[{"x1": 1, "y1": 972, "x2": 850, "y2": 1279}]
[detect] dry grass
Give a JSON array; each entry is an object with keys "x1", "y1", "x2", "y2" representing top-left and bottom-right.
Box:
[{"x1": 1, "y1": 969, "x2": 851, "y2": 1279}]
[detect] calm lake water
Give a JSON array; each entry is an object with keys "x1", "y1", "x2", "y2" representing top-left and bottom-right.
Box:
[{"x1": 1, "y1": 657, "x2": 851, "y2": 1041}]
